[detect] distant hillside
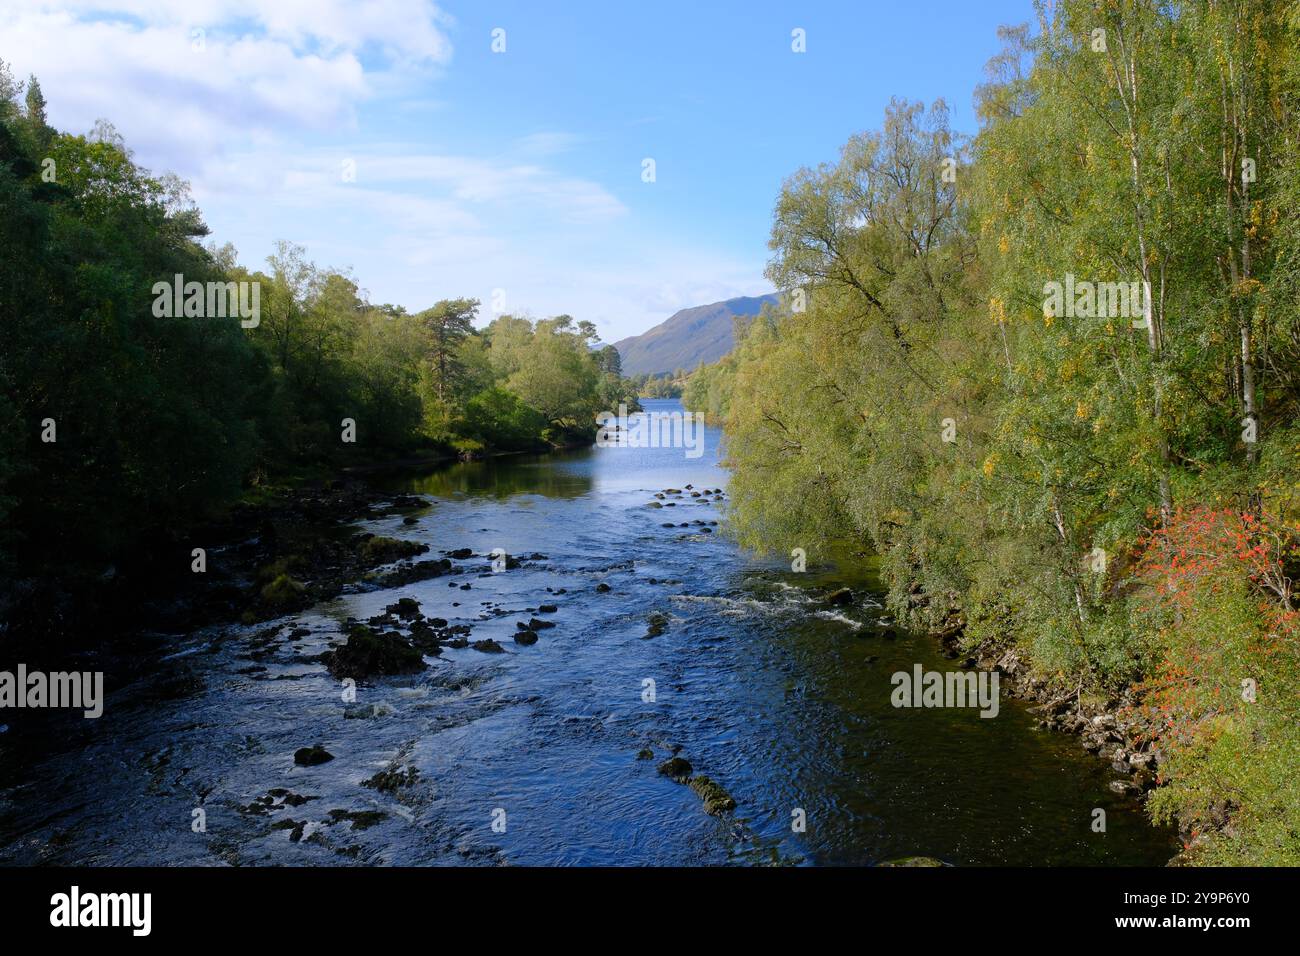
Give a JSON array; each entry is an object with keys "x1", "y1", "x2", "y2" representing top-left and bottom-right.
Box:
[{"x1": 613, "y1": 293, "x2": 779, "y2": 377}]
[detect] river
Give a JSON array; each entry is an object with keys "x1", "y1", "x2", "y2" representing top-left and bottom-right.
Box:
[{"x1": 0, "y1": 399, "x2": 1176, "y2": 866}]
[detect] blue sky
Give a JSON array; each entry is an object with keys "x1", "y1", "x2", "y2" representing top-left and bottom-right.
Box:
[{"x1": 3, "y1": 0, "x2": 1034, "y2": 341}]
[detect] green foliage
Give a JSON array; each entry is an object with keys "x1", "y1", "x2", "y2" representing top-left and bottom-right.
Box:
[
  {"x1": 0, "y1": 112, "x2": 265, "y2": 569},
  {"x1": 0, "y1": 74, "x2": 640, "y2": 580},
  {"x1": 460, "y1": 387, "x2": 547, "y2": 451},
  {"x1": 699, "y1": 0, "x2": 1300, "y2": 862},
  {"x1": 631, "y1": 371, "x2": 685, "y2": 398}
]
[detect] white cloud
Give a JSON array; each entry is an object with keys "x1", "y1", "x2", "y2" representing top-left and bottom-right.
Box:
[
  {"x1": 0, "y1": 1, "x2": 450, "y2": 169},
  {"x1": 17, "y1": 0, "x2": 452, "y2": 62},
  {"x1": 1, "y1": 1, "x2": 770, "y2": 340}
]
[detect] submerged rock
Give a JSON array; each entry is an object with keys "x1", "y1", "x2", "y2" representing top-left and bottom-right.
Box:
[
  {"x1": 270, "y1": 819, "x2": 307, "y2": 842},
  {"x1": 688, "y1": 776, "x2": 736, "y2": 815},
  {"x1": 327, "y1": 809, "x2": 387, "y2": 831},
  {"x1": 645, "y1": 612, "x2": 668, "y2": 638},
  {"x1": 514, "y1": 630, "x2": 539, "y2": 646},
  {"x1": 362, "y1": 766, "x2": 419, "y2": 792}
]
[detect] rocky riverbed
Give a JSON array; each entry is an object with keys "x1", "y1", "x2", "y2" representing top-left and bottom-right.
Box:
[{"x1": 0, "y1": 401, "x2": 1178, "y2": 866}]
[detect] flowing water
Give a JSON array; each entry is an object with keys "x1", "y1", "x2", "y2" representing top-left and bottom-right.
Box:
[{"x1": 0, "y1": 400, "x2": 1176, "y2": 866}]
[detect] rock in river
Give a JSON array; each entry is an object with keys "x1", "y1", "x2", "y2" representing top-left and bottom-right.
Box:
[
  {"x1": 688, "y1": 776, "x2": 736, "y2": 815},
  {"x1": 826, "y1": 587, "x2": 854, "y2": 606},
  {"x1": 657, "y1": 756, "x2": 693, "y2": 780},
  {"x1": 324, "y1": 626, "x2": 426, "y2": 680},
  {"x1": 294, "y1": 744, "x2": 334, "y2": 767}
]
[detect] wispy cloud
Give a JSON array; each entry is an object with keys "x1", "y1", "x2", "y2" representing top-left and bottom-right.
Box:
[{"x1": 1, "y1": 1, "x2": 770, "y2": 338}]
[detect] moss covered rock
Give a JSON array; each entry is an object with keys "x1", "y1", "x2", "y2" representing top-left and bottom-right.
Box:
[
  {"x1": 358, "y1": 535, "x2": 429, "y2": 564},
  {"x1": 657, "y1": 756, "x2": 693, "y2": 780},
  {"x1": 261, "y1": 573, "x2": 308, "y2": 608},
  {"x1": 688, "y1": 775, "x2": 736, "y2": 815},
  {"x1": 324, "y1": 625, "x2": 426, "y2": 679}
]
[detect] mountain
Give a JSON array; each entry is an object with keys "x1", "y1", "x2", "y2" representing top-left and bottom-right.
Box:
[{"x1": 613, "y1": 293, "x2": 779, "y2": 377}]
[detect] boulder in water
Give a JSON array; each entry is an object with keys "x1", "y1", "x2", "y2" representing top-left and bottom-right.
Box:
[
  {"x1": 657, "y1": 757, "x2": 693, "y2": 780},
  {"x1": 324, "y1": 626, "x2": 426, "y2": 679},
  {"x1": 688, "y1": 776, "x2": 736, "y2": 815},
  {"x1": 294, "y1": 745, "x2": 334, "y2": 767},
  {"x1": 826, "y1": 587, "x2": 854, "y2": 606}
]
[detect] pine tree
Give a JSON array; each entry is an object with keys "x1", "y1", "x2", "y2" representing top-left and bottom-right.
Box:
[{"x1": 23, "y1": 74, "x2": 51, "y2": 149}]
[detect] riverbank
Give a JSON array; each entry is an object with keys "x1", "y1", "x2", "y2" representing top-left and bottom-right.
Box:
[
  {"x1": 0, "y1": 438, "x2": 598, "y2": 668},
  {"x1": 917, "y1": 605, "x2": 1185, "y2": 863}
]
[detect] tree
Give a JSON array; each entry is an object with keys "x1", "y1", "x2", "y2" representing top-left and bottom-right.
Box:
[
  {"x1": 703, "y1": 0, "x2": 1300, "y2": 862},
  {"x1": 24, "y1": 75, "x2": 47, "y2": 130},
  {"x1": 594, "y1": 344, "x2": 622, "y2": 377},
  {"x1": 0, "y1": 58, "x2": 21, "y2": 123},
  {"x1": 419, "y1": 298, "x2": 478, "y2": 402},
  {"x1": 506, "y1": 317, "x2": 600, "y2": 426}
]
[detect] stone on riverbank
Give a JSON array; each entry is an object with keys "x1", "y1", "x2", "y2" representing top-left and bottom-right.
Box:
[
  {"x1": 260, "y1": 573, "x2": 308, "y2": 609},
  {"x1": 358, "y1": 535, "x2": 429, "y2": 564}
]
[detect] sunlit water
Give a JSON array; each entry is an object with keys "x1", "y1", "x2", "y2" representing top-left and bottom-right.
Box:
[{"x1": 0, "y1": 400, "x2": 1176, "y2": 865}]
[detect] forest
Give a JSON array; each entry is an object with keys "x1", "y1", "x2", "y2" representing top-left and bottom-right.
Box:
[
  {"x1": 683, "y1": 0, "x2": 1300, "y2": 864},
  {"x1": 0, "y1": 61, "x2": 638, "y2": 584}
]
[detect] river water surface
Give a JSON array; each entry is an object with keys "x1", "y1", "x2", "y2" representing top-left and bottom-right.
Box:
[{"x1": 0, "y1": 399, "x2": 1176, "y2": 866}]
